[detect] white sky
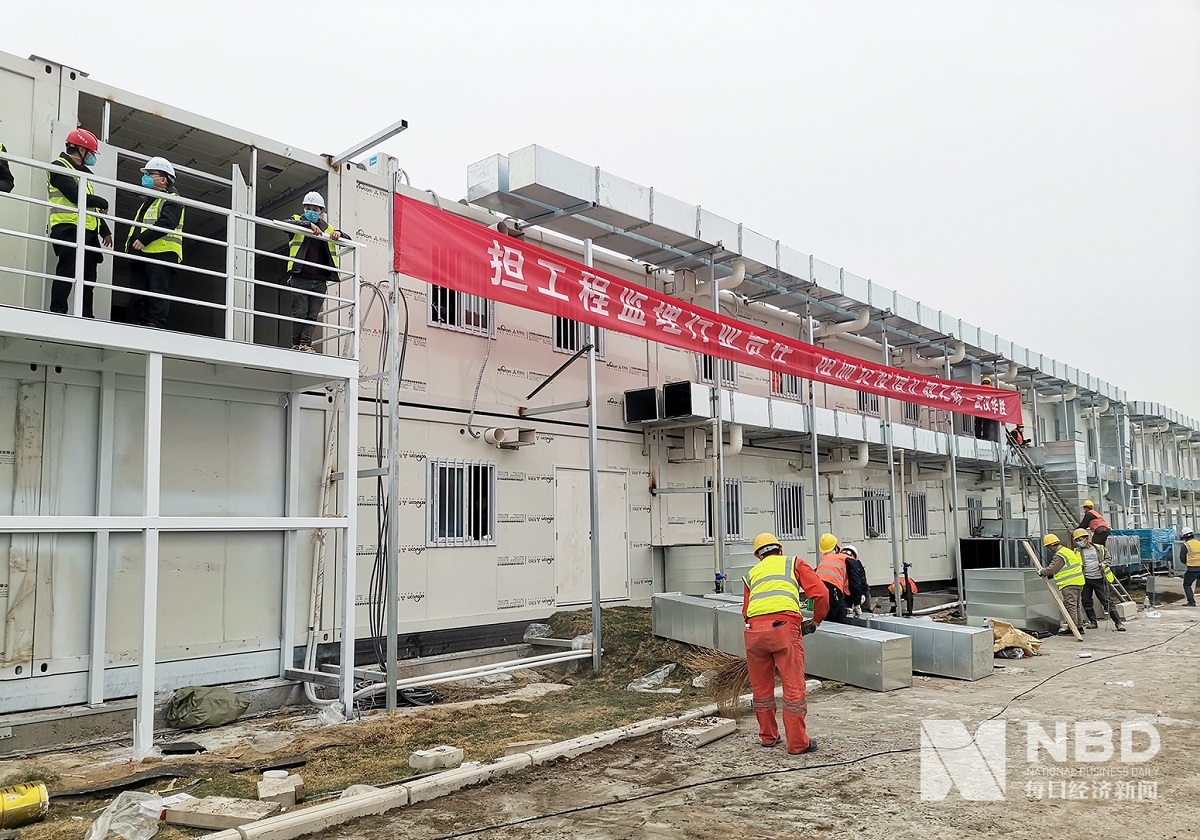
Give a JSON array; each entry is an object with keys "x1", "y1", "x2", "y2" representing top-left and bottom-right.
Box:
[{"x1": 6, "y1": 0, "x2": 1198, "y2": 418}]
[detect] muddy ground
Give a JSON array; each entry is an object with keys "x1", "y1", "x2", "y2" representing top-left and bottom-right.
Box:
[{"x1": 339, "y1": 605, "x2": 1200, "y2": 840}]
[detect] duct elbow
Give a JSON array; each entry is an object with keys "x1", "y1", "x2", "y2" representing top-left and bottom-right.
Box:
[
  {"x1": 813, "y1": 306, "x2": 870, "y2": 338},
  {"x1": 910, "y1": 342, "x2": 967, "y2": 369},
  {"x1": 714, "y1": 260, "x2": 747, "y2": 293},
  {"x1": 726, "y1": 423, "x2": 744, "y2": 456}
]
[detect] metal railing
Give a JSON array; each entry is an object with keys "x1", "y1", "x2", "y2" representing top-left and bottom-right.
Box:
[{"x1": 0, "y1": 148, "x2": 360, "y2": 359}]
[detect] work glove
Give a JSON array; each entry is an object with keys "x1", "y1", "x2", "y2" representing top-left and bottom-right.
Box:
[
  {"x1": 852, "y1": 605, "x2": 862, "y2": 618},
  {"x1": 801, "y1": 620, "x2": 817, "y2": 636}
]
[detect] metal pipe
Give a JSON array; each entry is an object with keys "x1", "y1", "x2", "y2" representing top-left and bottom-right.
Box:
[
  {"x1": 135, "y1": 352, "x2": 163, "y2": 759},
  {"x1": 911, "y1": 600, "x2": 961, "y2": 616},
  {"x1": 88, "y1": 371, "x2": 116, "y2": 707},
  {"x1": 385, "y1": 163, "x2": 401, "y2": 712},
  {"x1": 339, "y1": 373, "x2": 360, "y2": 715},
  {"x1": 350, "y1": 650, "x2": 591, "y2": 698},
  {"x1": 997, "y1": 364, "x2": 1008, "y2": 567},
  {"x1": 710, "y1": 255, "x2": 726, "y2": 589},
  {"x1": 585, "y1": 239, "x2": 603, "y2": 671},
  {"x1": 808, "y1": 315, "x2": 821, "y2": 557},
  {"x1": 352, "y1": 647, "x2": 592, "y2": 687},
  {"x1": 882, "y1": 333, "x2": 903, "y2": 612},
  {"x1": 899, "y1": 448, "x2": 908, "y2": 573}
]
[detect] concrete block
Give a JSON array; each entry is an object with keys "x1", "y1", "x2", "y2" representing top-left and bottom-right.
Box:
[
  {"x1": 526, "y1": 730, "x2": 623, "y2": 764},
  {"x1": 1115, "y1": 601, "x2": 1139, "y2": 622},
  {"x1": 164, "y1": 795, "x2": 281, "y2": 830},
  {"x1": 408, "y1": 745, "x2": 463, "y2": 772},
  {"x1": 402, "y1": 755, "x2": 531, "y2": 804},
  {"x1": 661, "y1": 716, "x2": 736, "y2": 748},
  {"x1": 235, "y1": 788, "x2": 407, "y2": 840},
  {"x1": 503, "y1": 739, "x2": 553, "y2": 756},
  {"x1": 257, "y1": 774, "x2": 305, "y2": 807}
]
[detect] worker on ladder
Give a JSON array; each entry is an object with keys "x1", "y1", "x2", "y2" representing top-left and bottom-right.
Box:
[
  {"x1": 1039, "y1": 534, "x2": 1086, "y2": 637},
  {"x1": 1079, "y1": 500, "x2": 1111, "y2": 547},
  {"x1": 741, "y1": 533, "x2": 829, "y2": 755},
  {"x1": 815, "y1": 534, "x2": 852, "y2": 623},
  {"x1": 1074, "y1": 528, "x2": 1125, "y2": 631},
  {"x1": 1180, "y1": 528, "x2": 1200, "y2": 608}
]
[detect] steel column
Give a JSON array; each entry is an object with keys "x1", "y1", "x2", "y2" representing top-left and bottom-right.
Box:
[
  {"x1": 584, "y1": 239, "x2": 602, "y2": 671},
  {"x1": 997, "y1": 365, "x2": 1008, "y2": 566},
  {"x1": 280, "y1": 391, "x2": 301, "y2": 678},
  {"x1": 944, "y1": 354, "x2": 962, "y2": 609},
  {"x1": 87, "y1": 370, "x2": 116, "y2": 707},
  {"x1": 808, "y1": 315, "x2": 821, "y2": 557},
  {"x1": 710, "y1": 257, "x2": 726, "y2": 586},
  {"x1": 339, "y1": 375, "x2": 360, "y2": 714},
  {"x1": 135, "y1": 353, "x2": 163, "y2": 759},
  {"x1": 882, "y1": 334, "x2": 902, "y2": 608},
  {"x1": 385, "y1": 164, "x2": 402, "y2": 710},
  {"x1": 71, "y1": 175, "x2": 87, "y2": 317}
]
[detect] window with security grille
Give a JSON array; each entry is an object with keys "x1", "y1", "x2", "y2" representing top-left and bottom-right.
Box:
[
  {"x1": 774, "y1": 482, "x2": 806, "y2": 539},
  {"x1": 700, "y1": 355, "x2": 738, "y2": 388},
  {"x1": 903, "y1": 402, "x2": 922, "y2": 423},
  {"x1": 863, "y1": 487, "x2": 888, "y2": 539},
  {"x1": 428, "y1": 460, "x2": 496, "y2": 546},
  {"x1": 429, "y1": 284, "x2": 493, "y2": 337},
  {"x1": 858, "y1": 391, "x2": 881, "y2": 416},
  {"x1": 967, "y1": 496, "x2": 983, "y2": 534},
  {"x1": 705, "y1": 477, "x2": 744, "y2": 541},
  {"x1": 907, "y1": 491, "x2": 929, "y2": 538},
  {"x1": 772, "y1": 371, "x2": 803, "y2": 400},
  {"x1": 553, "y1": 316, "x2": 605, "y2": 359}
]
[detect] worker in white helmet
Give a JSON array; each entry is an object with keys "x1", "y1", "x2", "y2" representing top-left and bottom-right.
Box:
[
  {"x1": 283, "y1": 191, "x2": 348, "y2": 352},
  {"x1": 125, "y1": 156, "x2": 184, "y2": 328}
]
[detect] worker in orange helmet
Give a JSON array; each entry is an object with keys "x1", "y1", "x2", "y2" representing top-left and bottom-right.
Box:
[
  {"x1": 47, "y1": 127, "x2": 112, "y2": 318},
  {"x1": 741, "y1": 533, "x2": 829, "y2": 755},
  {"x1": 814, "y1": 533, "x2": 852, "y2": 623}
]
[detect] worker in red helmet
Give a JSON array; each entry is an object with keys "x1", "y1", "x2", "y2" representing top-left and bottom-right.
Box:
[
  {"x1": 741, "y1": 533, "x2": 829, "y2": 755},
  {"x1": 47, "y1": 128, "x2": 111, "y2": 318}
]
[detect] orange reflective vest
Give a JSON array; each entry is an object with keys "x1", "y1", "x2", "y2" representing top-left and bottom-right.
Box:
[
  {"x1": 1086, "y1": 511, "x2": 1109, "y2": 530},
  {"x1": 815, "y1": 552, "x2": 849, "y2": 595}
]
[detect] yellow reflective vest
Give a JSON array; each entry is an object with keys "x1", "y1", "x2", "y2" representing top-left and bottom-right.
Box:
[
  {"x1": 287, "y1": 216, "x2": 338, "y2": 273},
  {"x1": 1052, "y1": 547, "x2": 1086, "y2": 589},
  {"x1": 126, "y1": 193, "x2": 185, "y2": 262},
  {"x1": 47, "y1": 155, "x2": 98, "y2": 231},
  {"x1": 744, "y1": 554, "x2": 802, "y2": 618},
  {"x1": 1185, "y1": 539, "x2": 1200, "y2": 568}
]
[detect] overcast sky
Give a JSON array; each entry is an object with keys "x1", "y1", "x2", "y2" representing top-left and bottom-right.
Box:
[{"x1": 6, "y1": 1, "x2": 1198, "y2": 418}]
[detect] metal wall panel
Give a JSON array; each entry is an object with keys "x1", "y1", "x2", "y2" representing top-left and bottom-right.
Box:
[
  {"x1": 859, "y1": 615, "x2": 992, "y2": 680},
  {"x1": 802, "y1": 622, "x2": 912, "y2": 691},
  {"x1": 964, "y1": 568, "x2": 1060, "y2": 634}
]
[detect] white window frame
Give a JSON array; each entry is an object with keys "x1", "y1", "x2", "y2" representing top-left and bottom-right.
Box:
[
  {"x1": 705, "y1": 477, "x2": 744, "y2": 542},
  {"x1": 907, "y1": 491, "x2": 929, "y2": 538},
  {"x1": 427, "y1": 459, "x2": 497, "y2": 546},
  {"x1": 700, "y1": 354, "x2": 738, "y2": 389},
  {"x1": 858, "y1": 391, "x2": 881, "y2": 416},
  {"x1": 428, "y1": 284, "x2": 494, "y2": 337},
  {"x1": 902, "y1": 401, "x2": 922, "y2": 424},
  {"x1": 774, "y1": 481, "x2": 806, "y2": 539},
  {"x1": 863, "y1": 487, "x2": 888, "y2": 539},
  {"x1": 771, "y1": 371, "x2": 803, "y2": 400},
  {"x1": 967, "y1": 495, "x2": 983, "y2": 535},
  {"x1": 553, "y1": 316, "x2": 605, "y2": 359}
]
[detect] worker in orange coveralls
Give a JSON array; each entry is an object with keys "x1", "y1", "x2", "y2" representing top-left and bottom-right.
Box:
[{"x1": 740, "y1": 532, "x2": 830, "y2": 755}]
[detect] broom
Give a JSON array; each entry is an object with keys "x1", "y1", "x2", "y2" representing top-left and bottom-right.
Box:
[{"x1": 683, "y1": 648, "x2": 749, "y2": 718}]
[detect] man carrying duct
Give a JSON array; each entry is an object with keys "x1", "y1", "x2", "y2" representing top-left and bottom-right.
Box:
[{"x1": 741, "y1": 533, "x2": 829, "y2": 755}]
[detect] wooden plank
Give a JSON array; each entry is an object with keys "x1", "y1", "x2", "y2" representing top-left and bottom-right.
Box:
[{"x1": 1022, "y1": 541, "x2": 1083, "y2": 641}]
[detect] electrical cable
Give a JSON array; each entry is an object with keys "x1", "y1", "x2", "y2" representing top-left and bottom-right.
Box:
[
  {"x1": 423, "y1": 620, "x2": 1199, "y2": 839},
  {"x1": 465, "y1": 327, "x2": 492, "y2": 440}
]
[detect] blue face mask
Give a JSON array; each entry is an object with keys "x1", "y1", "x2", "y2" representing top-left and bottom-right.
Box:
[
  {"x1": 85, "y1": 153, "x2": 97, "y2": 166},
  {"x1": 302, "y1": 209, "x2": 321, "y2": 224},
  {"x1": 1075, "y1": 540, "x2": 1087, "y2": 548},
  {"x1": 141, "y1": 173, "x2": 155, "y2": 188}
]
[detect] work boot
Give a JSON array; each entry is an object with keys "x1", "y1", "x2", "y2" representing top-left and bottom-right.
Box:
[
  {"x1": 1116, "y1": 623, "x2": 1126, "y2": 631},
  {"x1": 1086, "y1": 622, "x2": 1099, "y2": 630},
  {"x1": 1057, "y1": 629, "x2": 1074, "y2": 636},
  {"x1": 789, "y1": 739, "x2": 818, "y2": 756}
]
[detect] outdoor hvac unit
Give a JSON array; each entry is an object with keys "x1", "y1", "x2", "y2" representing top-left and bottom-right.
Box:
[
  {"x1": 663, "y1": 381, "x2": 713, "y2": 421},
  {"x1": 623, "y1": 387, "x2": 661, "y2": 424}
]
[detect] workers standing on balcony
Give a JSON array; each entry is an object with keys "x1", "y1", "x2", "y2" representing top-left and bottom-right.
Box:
[
  {"x1": 815, "y1": 533, "x2": 852, "y2": 623},
  {"x1": 974, "y1": 376, "x2": 1001, "y2": 442},
  {"x1": 1180, "y1": 528, "x2": 1200, "y2": 607},
  {"x1": 47, "y1": 128, "x2": 112, "y2": 318},
  {"x1": 1079, "y1": 500, "x2": 1111, "y2": 546},
  {"x1": 284, "y1": 191, "x2": 347, "y2": 352},
  {"x1": 841, "y1": 544, "x2": 872, "y2": 616},
  {"x1": 125, "y1": 157, "x2": 184, "y2": 329},
  {"x1": 1075, "y1": 528, "x2": 1125, "y2": 631},
  {"x1": 0, "y1": 141, "x2": 14, "y2": 193},
  {"x1": 741, "y1": 533, "x2": 828, "y2": 755},
  {"x1": 1039, "y1": 533, "x2": 1086, "y2": 636}
]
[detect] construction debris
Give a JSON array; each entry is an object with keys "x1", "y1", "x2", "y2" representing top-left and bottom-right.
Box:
[
  {"x1": 503, "y1": 740, "x2": 554, "y2": 756},
  {"x1": 661, "y1": 717, "x2": 737, "y2": 749},
  {"x1": 257, "y1": 771, "x2": 306, "y2": 807},
  {"x1": 409, "y1": 746, "x2": 464, "y2": 772},
  {"x1": 164, "y1": 795, "x2": 282, "y2": 829}
]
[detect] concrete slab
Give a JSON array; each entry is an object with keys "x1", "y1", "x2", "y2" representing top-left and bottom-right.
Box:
[
  {"x1": 661, "y1": 716, "x2": 737, "y2": 748},
  {"x1": 164, "y1": 796, "x2": 281, "y2": 830}
]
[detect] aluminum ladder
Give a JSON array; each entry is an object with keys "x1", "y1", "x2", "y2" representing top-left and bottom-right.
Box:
[{"x1": 1128, "y1": 486, "x2": 1144, "y2": 528}]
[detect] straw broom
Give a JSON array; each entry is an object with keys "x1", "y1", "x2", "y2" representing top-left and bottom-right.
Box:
[{"x1": 683, "y1": 648, "x2": 748, "y2": 718}]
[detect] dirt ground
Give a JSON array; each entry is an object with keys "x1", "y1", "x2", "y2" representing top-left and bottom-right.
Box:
[{"x1": 335, "y1": 604, "x2": 1200, "y2": 840}]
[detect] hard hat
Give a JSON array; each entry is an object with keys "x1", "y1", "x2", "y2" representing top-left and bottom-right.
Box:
[
  {"x1": 1182, "y1": 528, "x2": 1195, "y2": 539},
  {"x1": 1071, "y1": 528, "x2": 1089, "y2": 541},
  {"x1": 1083, "y1": 500, "x2": 1094, "y2": 508},
  {"x1": 302, "y1": 191, "x2": 326, "y2": 209},
  {"x1": 65, "y1": 128, "x2": 100, "y2": 154},
  {"x1": 141, "y1": 156, "x2": 176, "y2": 178},
  {"x1": 842, "y1": 544, "x2": 859, "y2": 559},
  {"x1": 752, "y1": 533, "x2": 782, "y2": 557},
  {"x1": 981, "y1": 376, "x2": 992, "y2": 384},
  {"x1": 1042, "y1": 534, "x2": 1061, "y2": 547},
  {"x1": 819, "y1": 533, "x2": 838, "y2": 553}
]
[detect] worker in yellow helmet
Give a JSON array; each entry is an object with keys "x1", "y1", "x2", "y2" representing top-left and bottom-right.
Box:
[
  {"x1": 1039, "y1": 534, "x2": 1086, "y2": 637},
  {"x1": 741, "y1": 533, "x2": 829, "y2": 755},
  {"x1": 814, "y1": 533, "x2": 852, "y2": 623},
  {"x1": 1074, "y1": 528, "x2": 1125, "y2": 631},
  {"x1": 1078, "y1": 500, "x2": 1111, "y2": 547},
  {"x1": 1180, "y1": 528, "x2": 1200, "y2": 607}
]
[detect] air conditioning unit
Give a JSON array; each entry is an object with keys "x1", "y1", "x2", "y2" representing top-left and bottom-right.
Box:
[
  {"x1": 663, "y1": 381, "x2": 713, "y2": 421},
  {"x1": 623, "y1": 387, "x2": 661, "y2": 424}
]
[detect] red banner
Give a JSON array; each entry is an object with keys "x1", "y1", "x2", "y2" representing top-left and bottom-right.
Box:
[{"x1": 393, "y1": 194, "x2": 1019, "y2": 421}]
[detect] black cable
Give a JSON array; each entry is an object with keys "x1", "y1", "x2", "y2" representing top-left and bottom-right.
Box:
[{"x1": 424, "y1": 619, "x2": 1199, "y2": 839}]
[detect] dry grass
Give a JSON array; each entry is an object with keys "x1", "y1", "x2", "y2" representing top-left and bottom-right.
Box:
[{"x1": 683, "y1": 648, "x2": 748, "y2": 717}]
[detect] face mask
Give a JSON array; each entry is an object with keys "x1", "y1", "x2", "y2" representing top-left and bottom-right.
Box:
[
  {"x1": 302, "y1": 209, "x2": 321, "y2": 223},
  {"x1": 85, "y1": 153, "x2": 97, "y2": 166},
  {"x1": 141, "y1": 173, "x2": 155, "y2": 188},
  {"x1": 1075, "y1": 540, "x2": 1087, "y2": 548}
]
